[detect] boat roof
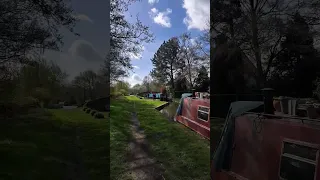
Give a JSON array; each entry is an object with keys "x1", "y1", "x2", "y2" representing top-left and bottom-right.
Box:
[
  {"x1": 185, "y1": 97, "x2": 210, "y2": 103},
  {"x1": 181, "y1": 93, "x2": 193, "y2": 98}
]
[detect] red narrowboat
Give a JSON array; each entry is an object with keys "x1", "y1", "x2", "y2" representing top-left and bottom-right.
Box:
[
  {"x1": 211, "y1": 97, "x2": 320, "y2": 180},
  {"x1": 174, "y1": 92, "x2": 210, "y2": 139}
]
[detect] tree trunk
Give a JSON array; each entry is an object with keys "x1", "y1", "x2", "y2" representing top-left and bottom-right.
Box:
[
  {"x1": 188, "y1": 60, "x2": 193, "y2": 89},
  {"x1": 250, "y1": 2, "x2": 264, "y2": 88},
  {"x1": 170, "y1": 64, "x2": 175, "y2": 91}
]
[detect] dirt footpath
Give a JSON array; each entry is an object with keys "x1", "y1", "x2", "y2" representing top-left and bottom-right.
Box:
[{"x1": 123, "y1": 104, "x2": 165, "y2": 180}]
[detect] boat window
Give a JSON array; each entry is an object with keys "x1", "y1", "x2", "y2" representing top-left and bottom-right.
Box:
[
  {"x1": 198, "y1": 106, "x2": 209, "y2": 121},
  {"x1": 279, "y1": 140, "x2": 319, "y2": 180},
  {"x1": 199, "y1": 106, "x2": 209, "y2": 113}
]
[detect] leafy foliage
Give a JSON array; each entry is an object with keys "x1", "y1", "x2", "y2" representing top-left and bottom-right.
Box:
[
  {"x1": 268, "y1": 13, "x2": 320, "y2": 97},
  {"x1": 106, "y1": 0, "x2": 154, "y2": 82},
  {"x1": 194, "y1": 66, "x2": 210, "y2": 92},
  {"x1": 0, "y1": 0, "x2": 78, "y2": 65},
  {"x1": 151, "y1": 38, "x2": 180, "y2": 89},
  {"x1": 212, "y1": 0, "x2": 320, "y2": 89}
]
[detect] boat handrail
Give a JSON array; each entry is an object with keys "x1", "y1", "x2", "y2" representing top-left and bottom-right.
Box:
[{"x1": 243, "y1": 112, "x2": 320, "y2": 124}]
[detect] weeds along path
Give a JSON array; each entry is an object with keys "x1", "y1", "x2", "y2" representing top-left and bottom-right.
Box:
[{"x1": 124, "y1": 101, "x2": 165, "y2": 180}]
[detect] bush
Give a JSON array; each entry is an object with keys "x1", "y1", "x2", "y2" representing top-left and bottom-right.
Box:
[
  {"x1": 10, "y1": 96, "x2": 40, "y2": 114},
  {"x1": 86, "y1": 108, "x2": 91, "y2": 113},
  {"x1": 91, "y1": 110, "x2": 97, "y2": 116},
  {"x1": 14, "y1": 96, "x2": 40, "y2": 108},
  {"x1": 83, "y1": 107, "x2": 87, "y2": 111},
  {"x1": 94, "y1": 112, "x2": 104, "y2": 119},
  {"x1": 0, "y1": 102, "x2": 19, "y2": 118},
  {"x1": 111, "y1": 91, "x2": 122, "y2": 97},
  {"x1": 119, "y1": 89, "x2": 128, "y2": 96}
]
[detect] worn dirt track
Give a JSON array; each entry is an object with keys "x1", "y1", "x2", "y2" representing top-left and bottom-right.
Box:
[{"x1": 123, "y1": 103, "x2": 165, "y2": 180}]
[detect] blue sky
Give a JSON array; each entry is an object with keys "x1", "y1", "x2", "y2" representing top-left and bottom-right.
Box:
[
  {"x1": 44, "y1": 0, "x2": 209, "y2": 85},
  {"x1": 124, "y1": 0, "x2": 210, "y2": 86}
]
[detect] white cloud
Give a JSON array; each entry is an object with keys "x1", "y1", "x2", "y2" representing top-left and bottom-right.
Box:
[
  {"x1": 44, "y1": 39, "x2": 104, "y2": 82},
  {"x1": 73, "y1": 14, "x2": 94, "y2": 23},
  {"x1": 132, "y1": 65, "x2": 140, "y2": 69},
  {"x1": 149, "y1": 8, "x2": 172, "y2": 28},
  {"x1": 124, "y1": 74, "x2": 142, "y2": 87},
  {"x1": 127, "y1": 45, "x2": 145, "y2": 60},
  {"x1": 182, "y1": 0, "x2": 210, "y2": 31},
  {"x1": 151, "y1": 8, "x2": 158, "y2": 13},
  {"x1": 148, "y1": 0, "x2": 159, "y2": 5}
]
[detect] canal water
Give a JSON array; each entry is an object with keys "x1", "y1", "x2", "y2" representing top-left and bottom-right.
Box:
[{"x1": 159, "y1": 101, "x2": 180, "y2": 121}]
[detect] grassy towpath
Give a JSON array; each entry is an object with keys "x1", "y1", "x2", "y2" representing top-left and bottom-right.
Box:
[
  {"x1": 0, "y1": 108, "x2": 109, "y2": 180},
  {"x1": 111, "y1": 96, "x2": 210, "y2": 180}
]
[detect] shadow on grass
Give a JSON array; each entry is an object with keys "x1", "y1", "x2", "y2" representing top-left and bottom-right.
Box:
[
  {"x1": 0, "y1": 108, "x2": 110, "y2": 180},
  {"x1": 0, "y1": 110, "x2": 79, "y2": 179}
]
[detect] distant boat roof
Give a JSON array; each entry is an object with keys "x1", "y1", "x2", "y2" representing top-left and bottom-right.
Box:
[{"x1": 181, "y1": 93, "x2": 193, "y2": 98}]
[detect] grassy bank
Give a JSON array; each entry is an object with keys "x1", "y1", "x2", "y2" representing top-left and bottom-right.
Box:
[
  {"x1": 0, "y1": 108, "x2": 109, "y2": 180},
  {"x1": 109, "y1": 97, "x2": 133, "y2": 180},
  {"x1": 127, "y1": 96, "x2": 210, "y2": 180}
]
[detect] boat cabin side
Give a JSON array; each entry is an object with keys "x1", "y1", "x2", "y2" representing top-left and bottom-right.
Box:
[
  {"x1": 212, "y1": 113, "x2": 320, "y2": 180},
  {"x1": 175, "y1": 97, "x2": 210, "y2": 139}
]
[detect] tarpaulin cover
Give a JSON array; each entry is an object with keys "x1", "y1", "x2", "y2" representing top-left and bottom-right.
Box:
[
  {"x1": 148, "y1": 93, "x2": 162, "y2": 98},
  {"x1": 176, "y1": 93, "x2": 193, "y2": 116},
  {"x1": 212, "y1": 101, "x2": 264, "y2": 171}
]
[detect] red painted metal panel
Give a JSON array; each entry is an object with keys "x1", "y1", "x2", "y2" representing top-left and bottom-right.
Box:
[
  {"x1": 212, "y1": 114, "x2": 320, "y2": 180},
  {"x1": 175, "y1": 98, "x2": 210, "y2": 139}
]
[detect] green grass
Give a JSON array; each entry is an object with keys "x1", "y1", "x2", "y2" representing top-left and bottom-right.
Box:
[
  {"x1": 109, "y1": 97, "x2": 133, "y2": 180},
  {"x1": 0, "y1": 108, "x2": 109, "y2": 180},
  {"x1": 126, "y1": 96, "x2": 167, "y2": 107},
  {"x1": 127, "y1": 96, "x2": 210, "y2": 180}
]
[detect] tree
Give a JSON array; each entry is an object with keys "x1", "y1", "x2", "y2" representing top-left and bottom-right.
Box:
[
  {"x1": 194, "y1": 66, "x2": 210, "y2": 92},
  {"x1": 106, "y1": 0, "x2": 154, "y2": 82},
  {"x1": 178, "y1": 33, "x2": 204, "y2": 89},
  {"x1": 149, "y1": 80, "x2": 162, "y2": 92},
  {"x1": 112, "y1": 81, "x2": 130, "y2": 96},
  {"x1": 142, "y1": 75, "x2": 152, "y2": 92},
  {"x1": 174, "y1": 72, "x2": 188, "y2": 92},
  {"x1": 212, "y1": 0, "x2": 320, "y2": 88},
  {"x1": 81, "y1": 70, "x2": 98, "y2": 99},
  {"x1": 72, "y1": 70, "x2": 99, "y2": 100},
  {"x1": 269, "y1": 13, "x2": 320, "y2": 97},
  {"x1": 0, "y1": 0, "x2": 78, "y2": 65},
  {"x1": 130, "y1": 84, "x2": 143, "y2": 94},
  {"x1": 151, "y1": 38, "x2": 180, "y2": 90},
  {"x1": 14, "y1": 59, "x2": 67, "y2": 106},
  {"x1": 211, "y1": 34, "x2": 250, "y2": 94}
]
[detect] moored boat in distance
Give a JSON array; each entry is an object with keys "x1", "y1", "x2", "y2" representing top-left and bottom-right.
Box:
[{"x1": 174, "y1": 92, "x2": 210, "y2": 139}]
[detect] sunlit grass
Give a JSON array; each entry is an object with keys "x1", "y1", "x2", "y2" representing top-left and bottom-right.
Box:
[{"x1": 127, "y1": 96, "x2": 210, "y2": 180}]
